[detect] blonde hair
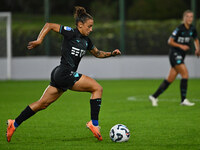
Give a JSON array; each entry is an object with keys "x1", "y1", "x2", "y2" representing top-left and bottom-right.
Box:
[
  {"x1": 183, "y1": 10, "x2": 193, "y2": 18},
  {"x1": 182, "y1": 10, "x2": 193, "y2": 23}
]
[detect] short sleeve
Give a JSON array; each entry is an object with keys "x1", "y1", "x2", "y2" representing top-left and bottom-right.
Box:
[
  {"x1": 59, "y1": 25, "x2": 75, "y2": 39},
  {"x1": 87, "y1": 37, "x2": 95, "y2": 50},
  {"x1": 171, "y1": 27, "x2": 180, "y2": 39}
]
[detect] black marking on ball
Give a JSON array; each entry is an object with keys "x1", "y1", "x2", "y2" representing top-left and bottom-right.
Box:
[
  {"x1": 121, "y1": 128, "x2": 130, "y2": 138},
  {"x1": 115, "y1": 133, "x2": 123, "y2": 142},
  {"x1": 117, "y1": 124, "x2": 123, "y2": 130},
  {"x1": 111, "y1": 129, "x2": 115, "y2": 139}
]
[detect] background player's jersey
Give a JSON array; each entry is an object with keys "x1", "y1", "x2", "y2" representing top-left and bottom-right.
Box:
[
  {"x1": 170, "y1": 24, "x2": 198, "y2": 53},
  {"x1": 59, "y1": 25, "x2": 94, "y2": 71}
]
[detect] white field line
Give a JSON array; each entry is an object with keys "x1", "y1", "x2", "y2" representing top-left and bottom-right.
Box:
[{"x1": 127, "y1": 96, "x2": 200, "y2": 102}]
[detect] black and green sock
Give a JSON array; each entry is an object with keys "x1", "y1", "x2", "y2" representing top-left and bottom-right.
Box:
[
  {"x1": 153, "y1": 79, "x2": 171, "y2": 98},
  {"x1": 90, "y1": 98, "x2": 101, "y2": 126},
  {"x1": 180, "y1": 78, "x2": 188, "y2": 102},
  {"x1": 14, "y1": 105, "x2": 35, "y2": 128}
]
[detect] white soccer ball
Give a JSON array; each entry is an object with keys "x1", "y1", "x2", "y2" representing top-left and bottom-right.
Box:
[{"x1": 109, "y1": 124, "x2": 130, "y2": 142}]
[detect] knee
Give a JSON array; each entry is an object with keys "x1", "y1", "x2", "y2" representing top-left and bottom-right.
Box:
[
  {"x1": 181, "y1": 73, "x2": 189, "y2": 79},
  {"x1": 94, "y1": 85, "x2": 103, "y2": 94},
  {"x1": 166, "y1": 77, "x2": 174, "y2": 83},
  {"x1": 166, "y1": 78, "x2": 174, "y2": 83}
]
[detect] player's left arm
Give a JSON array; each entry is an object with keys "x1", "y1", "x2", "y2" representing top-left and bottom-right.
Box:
[
  {"x1": 194, "y1": 38, "x2": 200, "y2": 57},
  {"x1": 90, "y1": 47, "x2": 121, "y2": 58}
]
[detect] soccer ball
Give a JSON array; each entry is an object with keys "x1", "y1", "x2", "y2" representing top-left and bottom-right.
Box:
[{"x1": 109, "y1": 124, "x2": 130, "y2": 142}]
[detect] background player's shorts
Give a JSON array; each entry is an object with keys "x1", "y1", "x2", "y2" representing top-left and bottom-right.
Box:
[
  {"x1": 50, "y1": 65, "x2": 82, "y2": 92},
  {"x1": 169, "y1": 48, "x2": 186, "y2": 67}
]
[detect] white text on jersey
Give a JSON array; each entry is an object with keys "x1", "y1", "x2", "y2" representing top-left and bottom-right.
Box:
[{"x1": 71, "y1": 47, "x2": 86, "y2": 57}]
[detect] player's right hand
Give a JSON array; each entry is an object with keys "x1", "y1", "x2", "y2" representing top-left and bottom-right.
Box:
[
  {"x1": 179, "y1": 45, "x2": 190, "y2": 51},
  {"x1": 27, "y1": 40, "x2": 41, "y2": 50}
]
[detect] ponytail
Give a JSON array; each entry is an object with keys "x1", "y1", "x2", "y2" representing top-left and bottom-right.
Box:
[{"x1": 74, "y1": 6, "x2": 93, "y2": 26}]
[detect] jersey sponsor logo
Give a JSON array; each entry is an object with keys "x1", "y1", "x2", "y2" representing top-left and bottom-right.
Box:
[
  {"x1": 64, "y1": 26, "x2": 72, "y2": 31},
  {"x1": 71, "y1": 47, "x2": 86, "y2": 57},
  {"x1": 177, "y1": 37, "x2": 190, "y2": 43}
]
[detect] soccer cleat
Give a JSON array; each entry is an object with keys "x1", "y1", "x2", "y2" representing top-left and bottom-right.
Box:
[
  {"x1": 6, "y1": 119, "x2": 16, "y2": 142},
  {"x1": 149, "y1": 95, "x2": 158, "y2": 106},
  {"x1": 180, "y1": 99, "x2": 195, "y2": 106},
  {"x1": 86, "y1": 121, "x2": 103, "y2": 141}
]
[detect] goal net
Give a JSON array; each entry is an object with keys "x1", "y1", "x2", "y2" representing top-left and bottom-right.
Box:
[{"x1": 0, "y1": 12, "x2": 12, "y2": 80}]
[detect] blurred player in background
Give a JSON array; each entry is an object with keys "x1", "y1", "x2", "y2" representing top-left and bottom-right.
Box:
[
  {"x1": 6, "y1": 6, "x2": 121, "y2": 142},
  {"x1": 149, "y1": 10, "x2": 200, "y2": 106}
]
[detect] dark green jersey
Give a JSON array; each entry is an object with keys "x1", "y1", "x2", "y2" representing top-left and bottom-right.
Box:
[
  {"x1": 170, "y1": 24, "x2": 198, "y2": 53},
  {"x1": 59, "y1": 25, "x2": 94, "y2": 71}
]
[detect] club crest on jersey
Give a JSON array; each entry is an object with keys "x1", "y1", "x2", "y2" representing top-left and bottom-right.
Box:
[{"x1": 64, "y1": 26, "x2": 72, "y2": 31}]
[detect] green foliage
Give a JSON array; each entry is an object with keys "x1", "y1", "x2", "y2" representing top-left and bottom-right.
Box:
[
  {"x1": 128, "y1": 0, "x2": 188, "y2": 20},
  {"x1": 11, "y1": 13, "x2": 200, "y2": 56},
  {"x1": 0, "y1": 79, "x2": 200, "y2": 149}
]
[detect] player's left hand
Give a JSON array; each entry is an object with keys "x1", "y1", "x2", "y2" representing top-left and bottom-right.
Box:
[
  {"x1": 112, "y1": 49, "x2": 121, "y2": 56},
  {"x1": 195, "y1": 49, "x2": 200, "y2": 58}
]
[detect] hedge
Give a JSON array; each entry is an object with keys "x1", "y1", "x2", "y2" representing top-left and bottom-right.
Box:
[{"x1": 1, "y1": 15, "x2": 199, "y2": 56}]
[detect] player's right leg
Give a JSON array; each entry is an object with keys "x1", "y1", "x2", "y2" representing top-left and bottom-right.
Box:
[
  {"x1": 71, "y1": 75, "x2": 103, "y2": 141},
  {"x1": 149, "y1": 67, "x2": 177, "y2": 106},
  {"x1": 6, "y1": 85, "x2": 63, "y2": 142}
]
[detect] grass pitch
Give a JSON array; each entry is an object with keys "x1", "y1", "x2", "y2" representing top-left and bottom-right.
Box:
[{"x1": 0, "y1": 79, "x2": 200, "y2": 150}]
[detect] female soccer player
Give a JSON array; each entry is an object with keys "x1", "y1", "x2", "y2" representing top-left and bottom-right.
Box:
[
  {"x1": 149, "y1": 10, "x2": 200, "y2": 107},
  {"x1": 6, "y1": 6, "x2": 121, "y2": 142}
]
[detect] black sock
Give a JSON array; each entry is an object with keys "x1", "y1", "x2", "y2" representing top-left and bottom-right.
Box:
[
  {"x1": 15, "y1": 105, "x2": 35, "y2": 127},
  {"x1": 90, "y1": 98, "x2": 101, "y2": 121},
  {"x1": 152, "y1": 80, "x2": 171, "y2": 98},
  {"x1": 180, "y1": 79, "x2": 188, "y2": 102}
]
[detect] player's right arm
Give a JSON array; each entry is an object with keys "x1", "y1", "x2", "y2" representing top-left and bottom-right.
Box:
[
  {"x1": 168, "y1": 27, "x2": 190, "y2": 51},
  {"x1": 168, "y1": 37, "x2": 190, "y2": 51},
  {"x1": 27, "y1": 23, "x2": 60, "y2": 50}
]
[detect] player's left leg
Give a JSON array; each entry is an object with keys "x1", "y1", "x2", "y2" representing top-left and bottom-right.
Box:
[
  {"x1": 174, "y1": 64, "x2": 194, "y2": 106},
  {"x1": 70, "y1": 75, "x2": 103, "y2": 140}
]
